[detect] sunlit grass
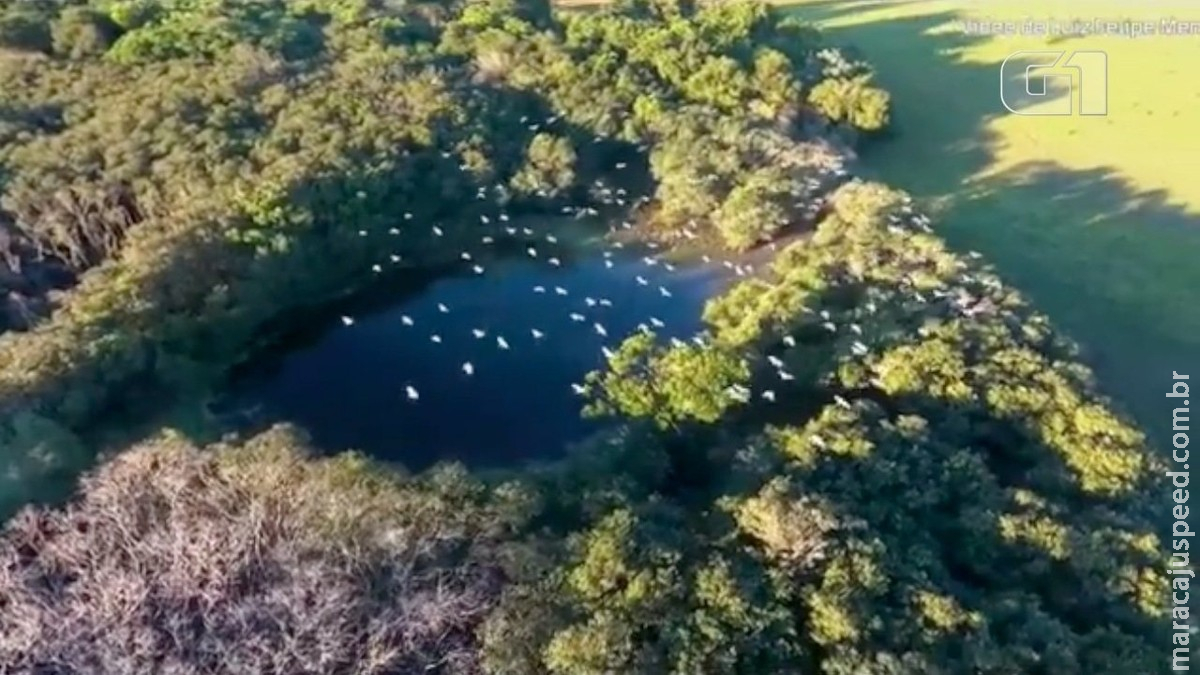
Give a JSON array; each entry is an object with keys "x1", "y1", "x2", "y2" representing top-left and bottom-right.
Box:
[{"x1": 784, "y1": 0, "x2": 1200, "y2": 438}]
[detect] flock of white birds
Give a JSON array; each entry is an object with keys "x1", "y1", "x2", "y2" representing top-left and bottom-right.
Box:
[{"x1": 325, "y1": 114, "x2": 889, "y2": 408}]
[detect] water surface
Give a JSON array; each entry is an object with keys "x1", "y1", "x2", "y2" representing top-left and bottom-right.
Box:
[{"x1": 231, "y1": 240, "x2": 729, "y2": 469}]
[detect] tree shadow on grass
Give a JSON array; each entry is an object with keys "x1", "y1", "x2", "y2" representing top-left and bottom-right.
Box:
[{"x1": 784, "y1": 0, "x2": 1200, "y2": 449}]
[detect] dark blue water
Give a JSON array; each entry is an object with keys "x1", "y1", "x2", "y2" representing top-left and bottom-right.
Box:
[{"x1": 233, "y1": 245, "x2": 729, "y2": 469}]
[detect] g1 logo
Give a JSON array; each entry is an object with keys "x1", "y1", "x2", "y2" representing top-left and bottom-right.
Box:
[{"x1": 1000, "y1": 50, "x2": 1108, "y2": 116}]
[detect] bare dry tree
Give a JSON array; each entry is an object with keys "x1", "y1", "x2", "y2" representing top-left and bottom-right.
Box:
[
  {"x1": 4, "y1": 181, "x2": 143, "y2": 272},
  {"x1": 0, "y1": 427, "x2": 508, "y2": 674}
]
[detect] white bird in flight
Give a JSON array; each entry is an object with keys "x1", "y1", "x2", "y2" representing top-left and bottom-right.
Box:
[
  {"x1": 531, "y1": 328, "x2": 545, "y2": 339},
  {"x1": 430, "y1": 334, "x2": 442, "y2": 343},
  {"x1": 462, "y1": 362, "x2": 474, "y2": 376},
  {"x1": 400, "y1": 315, "x2": 414, "y2": 326},
  {"x1": 594, "y1": 323, "x2": 607, "y2": 337},
  {"x1": 554, "y1": 286, "x2": 568, "y2": 296},
  {"x1": 432, "y1": 226, "x2": 443, "y2": 237},
  {"x1": 405, "y1": 385, "x2": 419, "y2": 401},
  {"x1": 496, "y1": 336, "x2": 510, "y2": 350},
  {"x1": 341, "y1": 315, "x2": 355, "y2": 326},
  {"x1": 472, "y1": 328, "x2": 486, "y2": 338},
  {"x1": 437, "y1": 303, "x2": 449, "y2": 313}
]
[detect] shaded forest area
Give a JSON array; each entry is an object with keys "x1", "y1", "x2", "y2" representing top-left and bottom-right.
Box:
[{"x1": 0, "y1": 0, "x2": 1170, "y2": 673}]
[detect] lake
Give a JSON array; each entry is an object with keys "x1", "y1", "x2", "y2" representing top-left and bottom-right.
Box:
[{"x1": 224, "y1": 226, "x2": 733, "y2": 470}]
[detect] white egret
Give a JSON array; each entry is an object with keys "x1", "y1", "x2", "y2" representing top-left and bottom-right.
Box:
[
  {"x1": 437, "y1": 303, "x2": 449, "y2": 313},
  {"x1": 833, "y1": 394, "x2": 851, "y2": 409},
  {"x1": 496, "y1": 336, "x2": 510, "y2": 350},
  {"x1": 549, "y1": 257, "x2": 561, "y2": 267},
  {"x1": 432, "y1": 225, "x2": 443, "y2": 237},
  {"x1": 473, "y1": 264, "x2": 485, "y2": 274},
  {"x1": 658, "y1": 286, "x2": 672, "y2": 298},
  {"x1": 482, "y1": 236, "x2": 494, "y2": 244},
  {"x1": 571, "y1": 383, "x2": 586, "y2": 395},
  {"x1": 358, "y1": 230, "x2": 368, "y2": 237},
  {"x1": 635, "y1": 275, "x2": 648, "y2": 286},
  {"x1": 405, "y1": 385, "x2": 419, "y2": 401},
  {"x1": 461, "y1": 252, "x2": 472, "y2": 261},
  {"x1": 767, "y1": 355, "x2": 784, "y2": 368},
  {"x1": 341, "y1": 315, "x2": 355, "y2": 326},
  {"x1": 430, "y1": 334, "x2": 442, "y2": 343},
  {"x1": 821, "y1": 321, "x2": 837, "y2": 332},
  {"x1": 390, "y1": 254, "x2": 402, "y2": 263},
  {"x1": 599, "y1": 298, "x2": 613, "y2": 307},
  {"x1": 594, "y1": 323, "x2": 607, "y2": 337},
  {"x1": 400, "y1": 315, "x2": 414, "y2": 326},
  {"x1": 604, "y1": 260, "x2": 614, "y2": 269},
  {"x1": 472, "y1": 328, "x2": 486, "y2": 338},
  {"x1": 762, "y1": 390, "x2": 776, "y2": 402},
  {"x1": 851, "y1": 340, "x2": 869, "y2": 356},
  {"x1": 554, "y1": 286, "x2": 568, "y2": 296},
  {"x1": 546, "y1": 234, "x2": 558, "y2": 243},
  {"x1": 462, "y1": 362, "x2": 474, "y2": 376},
  {"x1": 371, "y1": 264, "x2": 382, "y2": 273},
  {"x1": 528, "y1": 247, "x2": 538, "y2": 257},
  {"x1": 649, "y1": 317, "x2": 664, "y2": 328},
  {"x1": 782, "y1": 335, "x2": 796, "y2": 347},
  {"x1": 778, "y1": 370, "x2": 795, "y2": 381},
  {"x1": 533, "y1": 285, "x2": 546, "y2": 293},
  {"x1": 585, "y1": 297, "x2": 597, "y2": 307},
  {"x1": 531, "y1": 328, "x2": 545, "y2": 339},
  {"x1": 388, "y1": 227, "x2": 401, "y2": 235},
  {"x1": 569, "y1": 313, "x2": 585, "y2": 322}
]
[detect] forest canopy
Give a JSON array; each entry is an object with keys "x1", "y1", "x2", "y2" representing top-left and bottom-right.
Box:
[{"x1": 0, "y1": 0, "x2": 1169, "y2": 673}]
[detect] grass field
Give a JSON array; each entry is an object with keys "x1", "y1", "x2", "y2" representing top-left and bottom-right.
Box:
[{"x1": 783, "y1": 0, "x2": 1200, "y2": 446}]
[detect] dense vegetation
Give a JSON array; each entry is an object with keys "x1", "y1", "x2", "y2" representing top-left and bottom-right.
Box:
[{"x1": 0, "y1": 0, "x2": 1168, "y2": 673}]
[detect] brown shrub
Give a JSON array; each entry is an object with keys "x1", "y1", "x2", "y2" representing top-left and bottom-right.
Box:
[{"x1": 0, "y1": 426, "x2": 519, "y2": 674}]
